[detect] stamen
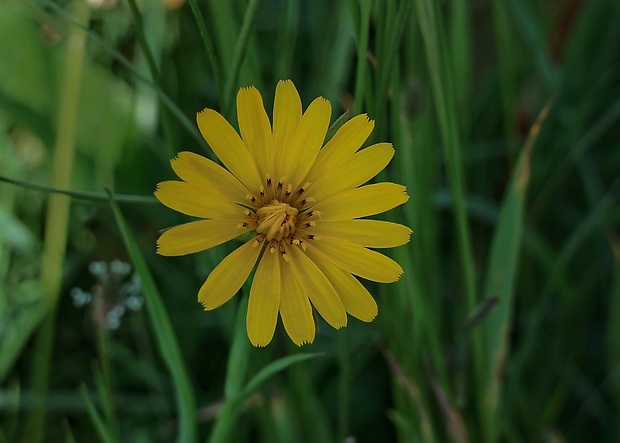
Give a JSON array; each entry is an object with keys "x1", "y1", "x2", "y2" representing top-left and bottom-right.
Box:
[
  {"x1": 296, "y1": 182, "x2": 312, "y2": 196},
  {"x1": 255, "y1": 201, "x2": 298, "y2": 242}
]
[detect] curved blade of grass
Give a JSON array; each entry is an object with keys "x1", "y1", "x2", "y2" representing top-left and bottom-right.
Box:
[
  {"x1": 0, "y1": 175, "x2": 156, "y2": 204},
  {"x1": 107, "y1": 191, "x2": 197, "y2": 443},
  {"x1": 209, "y1": 352, "x2": 322, "y2": 443},
  {"x1": 481, "y1": 101, "x2": 552, "y2": 440},
  {"x1": 243, "y1": 352, "x2": 322, "y2": 396},
  {"x1": 80, "y1": 385, "x2": 120, "y2": 443},
  {"x1": 36, "y1": 0, "x2": 205, "y2": 150}
]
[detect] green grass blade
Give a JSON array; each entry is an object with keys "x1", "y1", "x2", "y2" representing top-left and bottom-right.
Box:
[
  {"x1": 0, "y1": 301, "x2": 47, "y2": 384},
  {"x1": 208, "y1": 353, "x2": 322, "y2": 443},
  {"x1": 35, "y1": 0, "x2": 206, "y2": 150},
  {"x1": 107, "y1": 191, "x2": 197, "y2": 443},
  {"x1": 62, "y1": 419, "x2": 77, "y2": 443},
  {"x1": 481, "y1": 101, "x2": 552, "y2": 440},
  {"x1": 415, "y1": 0, "x2": 480, "y2": 397},
  {"x1": 242, "y1": 352, "x2": 322, "y2": 396},
  {"x1": 324, "y1": 111, "x2": 349, "y2": 143},
  {"x1": 449, "y1": 0, "x2": 471, "y2": 111},
  {"x1": 490, "y1": 0, "x2": 518, "y2": 153},
  {"x1": 222, "y1": 0, "x2": 261, "y2": 116},
  {"x1": 186, "y1": 0, "x2": 223, "y2": 98},
  {"x1": 20, "y1": 1, "x2": 89, "y2": 438},
  {"x1": 373, "y1": 0, "x2": 410, "y2": 141},
  {"x1": 126, "y1": 0, "x2": 160, "y2": 81},
  {"x1": 351, "y1": 0, "x2": 372, "y2": 115},
  {"x1": 93, "y1": 364, "x2": 120, "y2": 442},
  {"x1": 126, "y1": 0, "x2": 177, "y2": 156},
  {"x1": 275, "y1": 0, "x2": 300, "y2": 79},
  {"x1": 0, "y1": 175, "x2": 156, "y2": 204},
  {"x1": 80, "y1": 385, "x2": 120, "y2": 443},
  {"x1": 223, "y1": 295, "x2": 250, "y2": 399}
]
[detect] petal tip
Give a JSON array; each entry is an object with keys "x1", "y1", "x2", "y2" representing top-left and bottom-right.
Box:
[{"x1": 250, "y1": 339, "x2": 270, "y2": 348}]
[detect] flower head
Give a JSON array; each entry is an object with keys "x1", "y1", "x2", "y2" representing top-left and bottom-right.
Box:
[{"x1": 155, "y1": 80, "x2": 411, "y2": 346}]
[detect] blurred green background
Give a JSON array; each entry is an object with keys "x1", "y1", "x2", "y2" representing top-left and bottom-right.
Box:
[{"x1": 1, "y1": 0, "x2": 619, "y2": 442}]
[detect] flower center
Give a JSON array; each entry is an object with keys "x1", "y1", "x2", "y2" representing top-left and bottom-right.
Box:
[{"x1": 255, "y1": 200, "x2": 298, "y2": 242}]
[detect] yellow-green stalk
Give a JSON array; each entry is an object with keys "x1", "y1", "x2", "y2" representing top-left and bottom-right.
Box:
[{"x1": 22, "y1": 2, "x2": 90, "y2": 442}]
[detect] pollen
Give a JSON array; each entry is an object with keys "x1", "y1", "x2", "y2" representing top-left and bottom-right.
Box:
[{"x1": 255, "y1": 200, "x2": 299, "y2": 241}]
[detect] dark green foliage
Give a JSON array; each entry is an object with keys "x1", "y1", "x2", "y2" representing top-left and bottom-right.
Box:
[{"x1": 0, "y1": 0, "x2": 618, "y2": 441}]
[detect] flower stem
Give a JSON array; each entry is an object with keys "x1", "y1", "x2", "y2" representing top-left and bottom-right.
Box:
[{"x1": 21, "y1": 1, "x2": 90, "y2": 441}]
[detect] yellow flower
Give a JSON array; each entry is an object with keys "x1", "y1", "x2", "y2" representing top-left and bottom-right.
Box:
[{"x1": 155, "y1": 80, "x2": 411, "y2": 346}]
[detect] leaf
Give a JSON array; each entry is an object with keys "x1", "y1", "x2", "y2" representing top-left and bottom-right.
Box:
[
  {"x1": 80, "y1": 385, "x2": 120, "y2": 443},
  {"x1": 107, "y1": 191, "x2": 197, "y2": 443},
  {"x1": 324, "y1": 111, "x2": 349, "y2": 144},
  {"x1": 481, "y1": 101, "x2": 553, "y2": 439},
  {"x1": 208, "y1": 352, "x2": 322, "y2": 443}
]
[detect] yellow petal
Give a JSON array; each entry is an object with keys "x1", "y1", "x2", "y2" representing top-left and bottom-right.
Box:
[
  {"x1": 309, "y1": 143, "x2": 394, "y2": 201},
  {"x1": 157, "y1": 220, "x2": 250, "y2": 256},
  {"x1": 155, "y1": 181, "x2": 245, "y2": 219},
  {"x1": 286, "y1": 244, "x2": 347, "y2": 329},
  {"x1": 305, "y1": 246, "x2": 378, "y2": 321},
  {"x1": 273, "y1": 80, "x2": 302, "y2": 180},
  {"x1": 285, "y1": 97, "x2": 331, "y2": 189},
  {"x1": 237, "y1": 87, "x2": 273, "y2": 175},
  {"x1": 196, "y1": 109, "x2": 262, "y2": 191},
  {"x1": 306, "y1": 114, "x2": 374, "y2": 183},
  {"x1": 313, "y1": 183, "x2": 409, "y2": 221},
  {"x1": 170, "y1": 151, "x2": 249, "y2": 205},
  {"x1": 279, "y1": 257, "x2": 315, "y2": 346},
  {"x1": 199, "y1": 238, "x2": 262, "y2": 310},
  {"x1": 306, "y1": 240, "x2": 403, "y2": 283},
  {"x1": 308, "y1": 220, "x2": 412, "y2": 248},
  {"x1": 247, "y1": 250, "x2": 281, "y2": 347}
]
